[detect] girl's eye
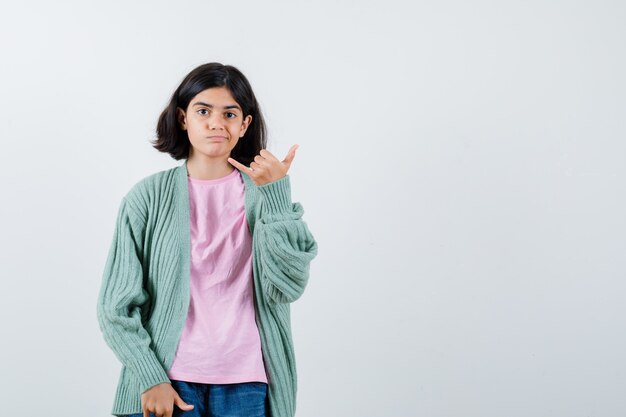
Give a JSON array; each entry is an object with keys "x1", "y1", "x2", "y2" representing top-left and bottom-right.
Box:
[{"x1": 197, "y1": 109, "x2": 237, "y2": 118}]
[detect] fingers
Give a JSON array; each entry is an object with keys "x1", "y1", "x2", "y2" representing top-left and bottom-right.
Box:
[
  {"x1": 259, "y1": 148, "x2": 279, "y2": 162},
  {"x1": 261, "y1": 145, "x2": 298, "y2": 164},
  {"x1": 227, "y1": 157, "x2": 249, "y2": 171},
  {"x1": 282, "y1": 144, "x2": 298, "y2": 165},
  {"x1": 174, "y1": 393, "x2": 195, "y2": 410},
  {"x1": 140, "y1": 382, "x2": 191, "y2": 417},
  {"x1": 254, "y1": 154, "x2": 271, "y2": 167},
  {"x1": 258, "y1": 146, "x2": 298, "y2": 168},
  {"x1": 233, "y1": 146, "x2": 298, "y2": 167},
  {"x1": 230, "y1": 146, "x2": 298, "y2": 186},
  {"x1": 143, "y1": 406, "x2": 172, "y2": 417},
  {"x1": 144, "y1": 405, "x2": 176, "y2": 417}
]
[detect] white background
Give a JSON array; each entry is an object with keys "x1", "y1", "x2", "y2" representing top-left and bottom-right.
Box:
[{"x1": 0, "y1": 1, "x2": 624, "y2": 416}]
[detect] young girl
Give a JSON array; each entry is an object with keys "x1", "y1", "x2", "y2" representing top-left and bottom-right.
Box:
[{"x1": 97, "y1": 62, "x2": 318, "y2": 417}]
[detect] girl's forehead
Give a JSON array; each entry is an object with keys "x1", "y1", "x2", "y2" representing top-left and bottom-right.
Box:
[
  {"x1": 190, "y1": 87, "x2": 241, "y2": 110},
  {"x1": 195, "y1": 86, "x2": 234, "y2": 99}
]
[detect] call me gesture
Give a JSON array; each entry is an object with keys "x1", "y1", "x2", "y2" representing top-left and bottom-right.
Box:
[{"x1": 228, "y1": 144, "x2": 299, "y2": 187}]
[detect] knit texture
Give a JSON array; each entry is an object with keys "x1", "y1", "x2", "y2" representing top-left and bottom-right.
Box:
[{"x1": 96, "y1": 160, "x2": 318, "y2": 417}]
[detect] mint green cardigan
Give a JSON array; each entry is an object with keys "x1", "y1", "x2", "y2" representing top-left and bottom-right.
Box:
[{"x1": 96, "y1": 160, "x2": 318, "y2": 417}]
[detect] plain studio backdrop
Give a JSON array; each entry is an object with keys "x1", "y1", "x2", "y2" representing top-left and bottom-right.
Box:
[{"x1": 0, "y1": 1, "x2": 624, "y2": 416}]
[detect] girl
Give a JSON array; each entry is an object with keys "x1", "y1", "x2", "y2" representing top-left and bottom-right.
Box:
[{"x1": 97, "y1": 62, "x2": 318, "y2": 417}]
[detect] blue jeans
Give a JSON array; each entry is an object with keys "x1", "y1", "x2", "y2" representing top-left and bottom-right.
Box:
[{"x1": 124, "y1": 380, "x2": 268, "y2": 417}]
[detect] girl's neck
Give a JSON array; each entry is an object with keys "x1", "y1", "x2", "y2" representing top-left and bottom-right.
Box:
[{"x1": 186, "y1": 156, "x2": 235, "y2": 180}]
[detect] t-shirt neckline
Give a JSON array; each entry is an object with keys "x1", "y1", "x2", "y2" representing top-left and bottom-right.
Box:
[{"x1": 187, "y1": 168, "x2": 240, "y2": 185}]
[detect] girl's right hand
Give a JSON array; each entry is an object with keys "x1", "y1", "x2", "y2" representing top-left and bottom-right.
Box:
[{"x1": 140, "y1": 382, "x2": 194, "y2": 417}]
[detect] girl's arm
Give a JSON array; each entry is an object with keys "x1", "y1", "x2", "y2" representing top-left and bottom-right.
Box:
[
  {"x1": 253, "y1": 175, "x2": 319, "y2": 304},
  {"x1": 96, "y1": 196, "x2": 170, "y2": 394}
]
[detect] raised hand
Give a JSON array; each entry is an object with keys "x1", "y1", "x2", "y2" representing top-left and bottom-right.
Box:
[{"x1": 228, "y1": 144, "x2": 298, "y2": 187}]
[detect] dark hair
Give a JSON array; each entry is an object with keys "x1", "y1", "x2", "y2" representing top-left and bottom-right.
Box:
[{"x1": 151, "y1": 62, "x2": 267, "y2": 166}]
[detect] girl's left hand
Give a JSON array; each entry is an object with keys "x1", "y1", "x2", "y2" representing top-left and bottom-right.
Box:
[{"x1": 228, "y1": 144, "x2": 298, "y2": 187}]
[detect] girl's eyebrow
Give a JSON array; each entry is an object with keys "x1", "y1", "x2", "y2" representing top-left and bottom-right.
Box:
[{"x1": 192, "y1": 102, "x2": 241, "y2": 111}]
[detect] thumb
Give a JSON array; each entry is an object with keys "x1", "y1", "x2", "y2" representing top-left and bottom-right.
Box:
[
  {"x1": 283, "y1": 144, "x2": 298, "y2": 165},
  {"x1": 174, "y1": 392, "x2": 194, "y2": 410}
]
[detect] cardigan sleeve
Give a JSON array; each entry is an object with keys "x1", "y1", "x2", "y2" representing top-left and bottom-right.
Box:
[
  {"x1": 96, "y1": 196, "x2": 171, "y2": 394},
  {"x1": 254, "y1": 175, "x2": 318, "y2": 304}
]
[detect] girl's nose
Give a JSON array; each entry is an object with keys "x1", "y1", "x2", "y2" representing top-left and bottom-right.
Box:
[{"x1": 208, "y1": 114, "x2": 224, "y2": 129}]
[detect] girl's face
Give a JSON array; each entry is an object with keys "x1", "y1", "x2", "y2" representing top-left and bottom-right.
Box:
[{"x1": 177, "y1": 87, "x2": 252, "y2": 160}]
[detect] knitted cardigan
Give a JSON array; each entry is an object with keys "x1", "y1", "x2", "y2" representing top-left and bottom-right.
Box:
[{"x1": 96, "y1": 160, "x2": 318, "y2": 417}]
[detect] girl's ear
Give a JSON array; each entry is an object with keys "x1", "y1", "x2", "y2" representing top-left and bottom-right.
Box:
[
  {"x1": 176, "y1": 107, "x2": 187, "y2": 130},
  {"x1": 241, "y1": 114, "x2": 252, "y2": 135}
]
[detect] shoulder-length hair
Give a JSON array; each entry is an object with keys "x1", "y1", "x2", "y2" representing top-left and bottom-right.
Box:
[{"x1": 151, "y1": 62, "x2": 267, "y2": 166}]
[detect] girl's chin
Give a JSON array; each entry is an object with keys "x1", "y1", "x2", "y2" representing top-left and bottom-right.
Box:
[{"x1": 196, "y1": 147, "x2": 232, "y2": 158}]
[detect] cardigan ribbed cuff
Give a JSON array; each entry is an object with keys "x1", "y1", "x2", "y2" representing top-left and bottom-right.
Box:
[
  {"x1": 257, "y1": 175, "x2": 292, "y2": 214},
  {"x1": 130, "y1": 351, "x2": 171, "y2": 394}
]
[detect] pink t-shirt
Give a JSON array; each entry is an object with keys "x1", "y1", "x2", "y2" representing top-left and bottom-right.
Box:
[{"x1": 166, "y1": 168, "x2": 268, "y2": 384}]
